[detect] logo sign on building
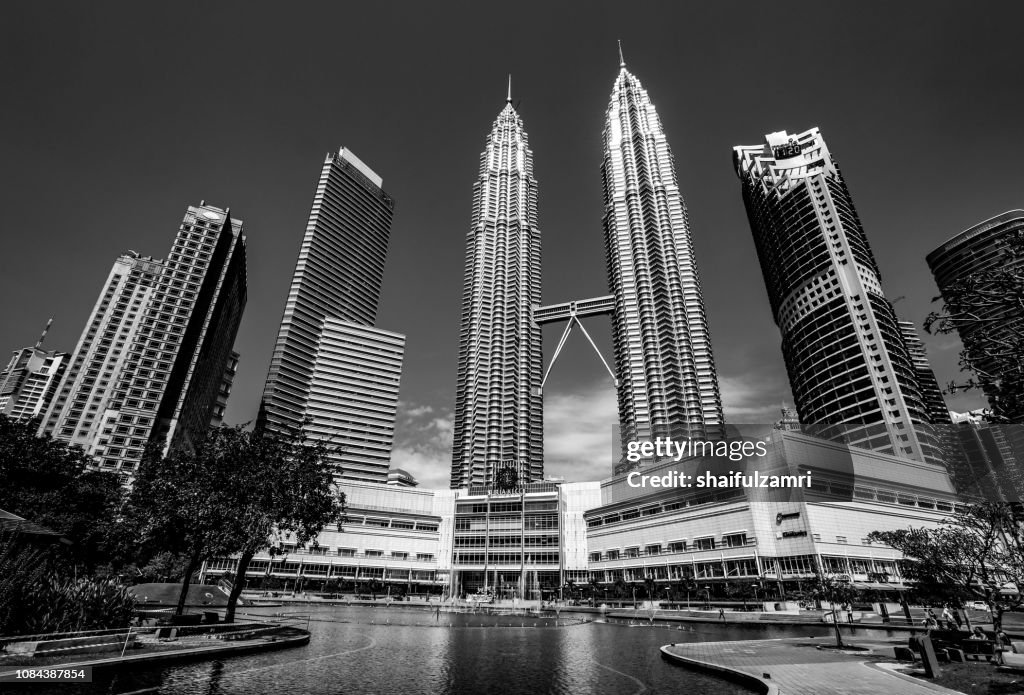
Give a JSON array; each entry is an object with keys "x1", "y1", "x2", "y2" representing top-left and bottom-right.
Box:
[
  {"x1": 772, "y1": 138, "x2": 803, "y2": 159},
  {"x1": 776, "y1": 512, "x2": 801, "y2": 524}
]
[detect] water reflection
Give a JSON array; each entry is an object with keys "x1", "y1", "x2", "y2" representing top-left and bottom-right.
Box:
[{"x1": 8, "y1": 605, "x2": 872, "y2": 694}]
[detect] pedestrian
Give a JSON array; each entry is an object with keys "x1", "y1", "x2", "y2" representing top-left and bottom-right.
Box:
[
  {"x1": 941, "y1": 605, "x2": 954, "y2": 629},
  {"x1": 719, "y1": 608, "x2": 726, "y2": 622},
  {"x1": 996, "y1": 629, "x2": 1017, "y2": 654},
  {"x1": 953, "y1": 608, "x2": 963, "y2": 630},
  {"x1": 970, "y1": 626, "x2": 987, "y2": 640}
]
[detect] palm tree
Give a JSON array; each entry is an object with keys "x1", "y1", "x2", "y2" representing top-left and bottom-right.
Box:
[{"x1": 643, "y1": 575, "x2": 656, "y2": 603}]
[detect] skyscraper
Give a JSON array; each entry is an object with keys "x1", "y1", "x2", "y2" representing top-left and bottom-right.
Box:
[
  {"x1": 451, "y1": 85, "x2": 543, "y2": 489},
  {"x1": 602, "y1": 51, "x2": 724, "y2": 464},
  {"x1": 0, "y1": 322, "x2": 68, "y2": 421},
  {"x1": 304, "y1": 320, "x2": 404, "y2": 483},
  {"x1": 41, "y1": 203, "x2": 247, "y2": 477},
  {"x1": 927, "y1": 210, "x2": 1024, "y2": 423},
  {"x1": 259, "y1": 148, "x2": 404, "y2": 483},
  {"x1": 898, "y1": 321, "x2": 950, "y2": 425},
  {"x1": 259, "y1": 148, "x2": 396, "y2": 437},
  {"x1": 734, "y1": 128, "x2": 941, "y2": 463}
]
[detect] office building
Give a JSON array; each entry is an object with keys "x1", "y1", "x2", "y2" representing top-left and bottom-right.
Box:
[
  {"x1": 585, "y1": 429, "x2": 957, "y2": 600},
  {"x1": 41, "y1": 203, "x2": 247, "y2": 477},
  {"x1": 206, "y1": 431, "x2": 960, "y2": 604},
  {"x1": 926, "y1": 210, "x2": 1024, "y2": 423},
  {"x1": 259, "y1": 148, "x2": 397, "y2": 437},
  {"x1": 451, "y1": 86, "x2": 543, "y2": 489},
  {"x1": 734, "y1": 128, "x2": 942, "y2": 464},
  {"x1": 897, "y1": 321, "x2": 949, "y2": 425},
  {"x1": 0, "y1": 323, "x2": 69, "y2": 420},
  {"x1": 304, "y1": 319, "x2": 404, "y2": 483},
  {"x1": 210, "y1": 351, "x2": 240, "y2": 428},
  {"x1": 602, "y1": 51, "x2": 725, "y2": 465},
  {"x1": 948, "y1": 410, "x2": 1024, "y2": 503}
]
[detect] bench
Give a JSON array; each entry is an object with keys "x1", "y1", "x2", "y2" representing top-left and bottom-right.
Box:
[{"x1": 961, "y1": 640, "x2": 999, "y2": 661}]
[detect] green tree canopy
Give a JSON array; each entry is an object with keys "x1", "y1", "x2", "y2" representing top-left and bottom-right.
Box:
[
  {"x1": 0, "y1": 414, "x2": 124, "y2": 572},
  {"x1": 868, "y1": 503, "x2": 1024, "y2": 629},
  {"x1": 127, "y1": 424, "x2": 344, "y2": 619}
]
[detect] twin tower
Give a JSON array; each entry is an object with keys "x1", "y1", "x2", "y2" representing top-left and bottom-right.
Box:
[{"x1": 450, "y1": 54, "x2": 725, "y2": 488}]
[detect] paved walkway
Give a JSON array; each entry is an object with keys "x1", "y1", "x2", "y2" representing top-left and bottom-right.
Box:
[{"x1": 661, "y1": 637, "x2": 963, "y2": 695}]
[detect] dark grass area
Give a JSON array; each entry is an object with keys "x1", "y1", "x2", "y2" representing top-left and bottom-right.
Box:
[{"x1": 904, "y1": 662, "x2": 1024, "y2": 695}]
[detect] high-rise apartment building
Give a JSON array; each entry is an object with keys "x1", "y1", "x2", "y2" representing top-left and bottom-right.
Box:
[
  {"x1": 948, "y1": 410, "x2": 1023, "y2": 502},
  {"x1": 0, "y1": 324, "x2": 69, "y2": 420},
  {"x1": 898, "y1": 321, "x2": 949, "y2": 425},
  {"x1": 602, "y1": 54, "x2": 724, "y2": 463},
  {"x1": 41, "y1": 203, "x2": 247, "y2": 477},
  {"x1": 734, "y1": 128, "x2": 941, "y2": 463},
  {"x1": 210, "y1": 350, "x2": 240, "y2": 428},
  {"x1": 450, "y1": 89, "x2": 543, "y2": 489},
  {"x1": 259, "y1": 148, "x2": 396, "y2": 437},
  {"x1": 304, "y1": 320, "x2": 404, "y2": 483},
  {"x1": 927, "y1": 210, "x2": 1024, "y2": 423},
  {"x1": 259, "y1": 148, "x2": 404, "y2": 484}
]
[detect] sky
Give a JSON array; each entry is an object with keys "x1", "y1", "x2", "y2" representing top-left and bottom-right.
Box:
[{"x1": 3, "y1": 1, "x2": 1021, "y2": 489}]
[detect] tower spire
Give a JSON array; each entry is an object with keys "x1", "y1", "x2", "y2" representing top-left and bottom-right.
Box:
[
  {"x1": 618, "y1": 39, "x2": 626, "y2": 68},
  {"x1": 506, "y1": 74, "x2": 512, "y2": 104},
  {"x1": 35, "y1": 318, "x2": 53, "y2": 349}
]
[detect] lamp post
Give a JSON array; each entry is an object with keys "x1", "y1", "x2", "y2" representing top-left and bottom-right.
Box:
[{"x1": 703, "y1": 585, "x2": 711, "y2": 610}]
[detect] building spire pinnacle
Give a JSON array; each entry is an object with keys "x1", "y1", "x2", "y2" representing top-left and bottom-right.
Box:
[
  {"x1": 35, "y1": 318, "x2": 53, "y2": 349},
  {"x1": 618, "y1": 39, "x2": 626, "y2": 68},
  {"x1": 506, "y1": 74, "x2": 512, "y2": 104}
]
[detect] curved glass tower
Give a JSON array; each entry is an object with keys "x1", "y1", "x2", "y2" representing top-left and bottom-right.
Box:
[
  {"x1": 450, "y1": 90, "x2": 543, "y2": 489},
  {"x1": 734, "y1": 128, "x2": 942, "y2": 463},
  {"x1": 927, "y1": 210, "x2": 1024, "y2": 423},
  {"x1": 602, "y1": 56, "x2": 724, "y2": 466}
]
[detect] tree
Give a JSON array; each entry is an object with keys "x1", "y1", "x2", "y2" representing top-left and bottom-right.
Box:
[
  {"x1": 869, "y1": 503, "x2": 1024, "y2": 630},
  {"x1": 925, "y1": 230, "x2": 1024, "y2": 424},
  {"x1": 804, "y1": 570, "x2": 861, "y2": 648},
  {"x1": 127, "y1": 430, "x2": 249, "y2": 616},
  {"x1": 643, "y1": 575, "x2": 656, "y2": 601},
  {"x1": 0, "y1": 414, "x2": 125, "y2": 573},
  {"x1": 217, "y1": 425, "x2": 344, "y2": 623},
  {"x1": 129, "y1": 424, "x2": 344, "y2": 620}
]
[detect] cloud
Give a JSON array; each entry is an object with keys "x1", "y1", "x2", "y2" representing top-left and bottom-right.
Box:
[
  {"x1": 719, "y1": 370, "x2": 793, "y2": 424},
  {"x1": 543, "y1": 383, "x2": 619, "y2": 482},
  {"x1": 390, "y1": 370, "x2": 795, "y2": 489},
  {"x1": 391, "y1": 401, "x2": 453, "y2": 489}
]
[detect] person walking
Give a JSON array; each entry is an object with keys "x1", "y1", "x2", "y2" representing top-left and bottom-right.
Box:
[{"x1": 941, "y1": 605, "x2": 955, "y2": 630}]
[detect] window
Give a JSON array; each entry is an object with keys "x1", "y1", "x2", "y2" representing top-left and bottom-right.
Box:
[
  {"x1": 589, "y1": 552, "x2": 602, "y2": 562},
  {"x1": 606, "y1": 549, "x2": 620, "y2": 560},
  {"x1": 668, "y1": 541, "x2": 686, "y2": 552},
  {"x1": 694, "y1": 537, "x2": 715, "y2": 551},
  {"x1": 365, "y1": 549, "x2": 383, "y2": 558},
  {"x1": 645, "y1": 544, "x2": 661, "y2": 556},
  {"x1": 722, "y1": 533, "x2": 748, "y2": 548},
  {"x1": 624, "y1": 547, "x2": 639, "y2": 558}
]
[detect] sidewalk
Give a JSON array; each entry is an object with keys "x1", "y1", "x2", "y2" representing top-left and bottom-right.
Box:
[{"x1": 661, "y1": 637, "x2": 963, "y2": 695}]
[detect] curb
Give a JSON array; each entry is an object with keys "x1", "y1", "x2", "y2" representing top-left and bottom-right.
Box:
[
  {"x1": 0, "y1": 631, "x2": 309, "y2": 679},
  {"x1": 659, "y1": 644, "x2": 779, "y2": 695}
]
